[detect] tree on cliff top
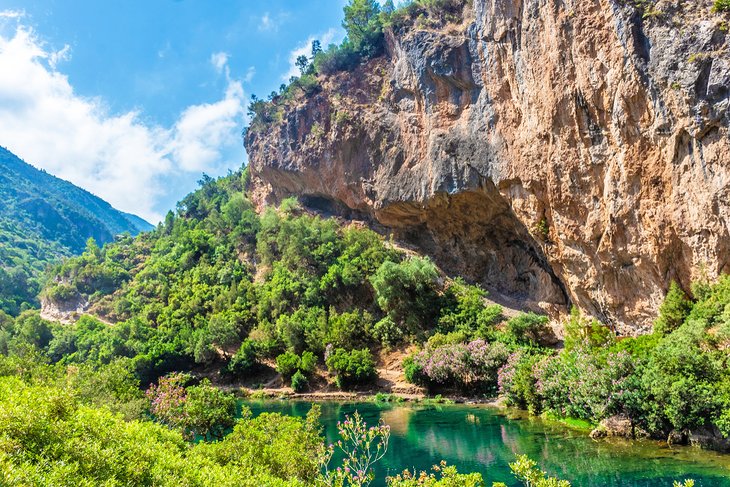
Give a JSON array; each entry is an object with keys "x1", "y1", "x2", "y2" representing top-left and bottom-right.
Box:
[{"x1": 343, "y1": 0, "x2": 384, "y2": 58}]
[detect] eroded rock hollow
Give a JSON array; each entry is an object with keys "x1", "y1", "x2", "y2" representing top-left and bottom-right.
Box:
[{"x1": 246, "y1": 0, "x2": 730, "y2": 333}]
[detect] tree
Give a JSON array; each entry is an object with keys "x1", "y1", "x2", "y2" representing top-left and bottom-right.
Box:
[
  {"x1": 382, "y1": 0, "x2": 396, "y2": 15},
  {"x1": 342, "y1": 0, "x2": 384, "y2": 57},
  {"x1": 370, "y1": 257, "x2": 441, "y2": 335},
  {"x1": 184, "y1": 379, "x2": 236, "y2": 441},
  {"x1": 311, "y1": 39, "x2": 322, "y2": 57},
  {"x1": 654, "y1": 281, "x2": 691, "y2": 336},
  {"x1": 296, "y1": 55, "x2": 310, "y2": 75}
]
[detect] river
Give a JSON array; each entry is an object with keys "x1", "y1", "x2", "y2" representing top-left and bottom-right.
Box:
[{"x1": 242, "y1": 400, "x2": 730, "y2": 487}]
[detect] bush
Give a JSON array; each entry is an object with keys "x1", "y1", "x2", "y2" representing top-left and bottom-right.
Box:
[
  {"x1": 498, "y1": 352, "x2": 545, "y2": 413},
  {"x1": 300, "y1": 350, "x2": 317, "y2": 375},
  {"x1": 325, "y1": 348, "x2": 377, "y2": 388},
  {"x1": 326, "y1": 309, "x2": 373, "y2": 349},
  {"x1": 313, "y1": 42, "x2": 360, "y2": 75},
  {"x1": 438, "y1": 279, "x2": 503, "y2": 337},
  {"x1": 371, "y1": 316, "x2": 406, "y2": 347},
  {"x1": 291, "y1": 370, "x2": 308, "y2": 392},
  {"x1": 412, "y1": 339, "x2": 510, "y2": 392},
  {"x1": 403, "y1": 355, "x2": 425, "y2": 385},
  {"x1": 713, "y1": 0, "x2": 730, "y2": 12},
  {"x1": 226, "y1": 339, "x2": 259, "y2": 378},
  {"x1": 276, "y1": 351, "x2": 301, "y2": 380},
  {"x1": 505, "y1": 313, "x2": 549, "y2": 346},
  {"x1": 370, "y1": 256, "x2": 441, "y2": 335},
  {"x1": 386, "y1": 463, "x2": 483, "y2": 486},
  {"x1": 654, "y1": 281, "x2": 692, "y2": 336},
  {"x1": 563, "y1": 307, "x2": 614, "y2": 351}
]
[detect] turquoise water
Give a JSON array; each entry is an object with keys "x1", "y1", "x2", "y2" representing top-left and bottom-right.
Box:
[{"x1": 242, "y1": 400, "x2": 730, "y2": 487}]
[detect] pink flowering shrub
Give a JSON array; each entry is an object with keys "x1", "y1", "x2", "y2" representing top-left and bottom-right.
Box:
[
  {"x1": 411, "y1": 339, "x2": 509, "y2": 392},
  {"x1": 146, "y1": 372, "x2": 188, "y2": 431}
]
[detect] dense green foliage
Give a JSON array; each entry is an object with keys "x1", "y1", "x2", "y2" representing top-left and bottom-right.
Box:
[
  {"x1": 496, "y1": 279, "x2": 730, "y2": 443},
  {"x1": 33, "y1": 172, "x2": 521, "y2": 392},
  {"x1": 0, "y1": 147, "x2": 151, "y2": 316},
  {"x1": 0, "y1": 373, "x2": 324, "y2": 486},
  {"x1": 713, "y1": 0, "x2": 730, "y2": 12}
]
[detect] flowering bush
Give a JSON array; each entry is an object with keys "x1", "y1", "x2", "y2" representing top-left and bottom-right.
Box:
[
  {"x1": 146, "y1": 372, "x2": 188, "y2": 431},
  {"x1": 146, "y1": 373, "x2": 236, "y2": 441},
  {"x1": 319, "y1": 411, "x2": 390, "y2": 487},
  {"x1": 497, "y1": 351, "x2": 545, "y2": 413},
  {"x1": 411, "y1": 339, "x2": 509, "y2": 392},
  {"x1": 387, "y1": 462, "x2": 484, "y2": 486}
]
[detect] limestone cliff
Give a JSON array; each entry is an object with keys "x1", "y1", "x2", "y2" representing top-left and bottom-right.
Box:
[{"x1": 245, "y1": 0, "x2": 730, "y2": 334}]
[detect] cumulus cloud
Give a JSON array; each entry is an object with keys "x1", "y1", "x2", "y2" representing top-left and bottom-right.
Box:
[
  {"x1": 0, "y1": 22, "x2": 246, "y2": 223},
  {"x1": 283, "y1": 28, "x2": 342, "y2": 81}
]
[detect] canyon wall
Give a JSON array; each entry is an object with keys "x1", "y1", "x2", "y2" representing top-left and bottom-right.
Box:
[{"x1": 246, "y1": 0, "x2": 730, "y2": 333}]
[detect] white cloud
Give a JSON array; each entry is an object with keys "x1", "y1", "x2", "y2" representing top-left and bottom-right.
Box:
[
  {"x1": 243, "y1": 66, "x2": 256, "y2": 84},
  {"x1": 48, "y1": 44, "x2": 70, "y2": 69},
  {"x1": 283, "y1": 28, "x2": 342, "y2": 81},
  {"x1": 0, "y1": 10, "x2": 24, "y2": 19},
  {"x1": 0, "y1": 24, "x2": 246, "y2": 223},
  {"x1": 171, "y1": 80, "x2": 244, "y2": 172},
  {"x1": 210, "y1": 51, "x2": 229, "y2": 74},
  {"x1": 258, "y1": 13, "x2": 274, "y2": 32}
]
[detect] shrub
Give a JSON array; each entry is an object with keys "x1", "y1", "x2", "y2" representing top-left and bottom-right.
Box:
[
  {"x1": 412, "y1": 339, "x2": 509, "y2": 392},
  {"x1": 300, "y1": 350, "x2": 317, "y2": 375},
  {"x1": 403, "y1": 355, "x2": 425, "y2": 385},
  {"x1": 386, "y1": 463, "x2": 483, "y2": 486},
  {"x1": 291, "y1": 370, "x2": 308, "y2": 392},
  {"x1": 276, "y1": 351, "x2": 301, "y2": 380},
  {"x1": 183, "y1": 379, "x2": 237, "y2": 441},
  {"x1": 497, "y1": 352, "x2": 544, "y2": 413},
  {"x1": 563, "y1": 307, "x2": 614, "y2": 350},
  {"x1": 325, "y1": 348, "x2": 377, "y2": 388},
  {"x1": 226, "y1": 339, "x2": 259, "y2": 378},
  {"x1": 371, "y1": 315, "x2": 405, "y2": 347},
  {"x1": 654, "y1": 281, "x2": 692, "y2": 336},
  {"x1": 713, "y1": 0, "x2": 730, "y2": 12},
  {"x1": 327, "y1": 309, "x2": 373, "y2": 349},
  {"x1": 371, "y1": 256, "x2": 441, "y2": 335},
  {"x1": 438, "y1": 279, "x2": 503, "y2": 337},
  {"x1": 313, "y1": 42, "x2": 360, "y2": 75},
  {"x1": 505, "y1": 312, "x2": 549, "y2": 346}
]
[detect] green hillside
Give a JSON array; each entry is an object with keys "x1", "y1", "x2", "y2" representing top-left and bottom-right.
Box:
[{"x1": 0, "y1": 146, "x2": 153, "y2": 315}]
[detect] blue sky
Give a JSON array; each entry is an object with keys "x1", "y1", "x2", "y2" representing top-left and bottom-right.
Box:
[{"x1": 0, "y1": 1, "x2": 349, "y2": 222}]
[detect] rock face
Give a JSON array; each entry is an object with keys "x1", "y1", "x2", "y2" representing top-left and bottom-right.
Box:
[{"x1": 246, "y1": 0, "x2": 730, "y2": 333}]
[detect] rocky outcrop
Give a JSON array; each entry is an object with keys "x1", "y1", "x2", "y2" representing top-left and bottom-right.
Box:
[
  {"x1": 40, "y1": 296, "x2": 88, "y2": 324},
  {"x1": 590, "y1": 415, "x2": 648, "y2": 439},
  {"x1": 246, "y1": 0, "x2": 730, "y2": 333}
]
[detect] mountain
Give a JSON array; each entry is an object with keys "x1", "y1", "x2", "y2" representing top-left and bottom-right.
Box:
[
  {"x1": 0, "y1": 146, "x2": 153, "y2": 315},
  {"x1": 245, "y1": 0, "x2": 730, "y2": 334}
]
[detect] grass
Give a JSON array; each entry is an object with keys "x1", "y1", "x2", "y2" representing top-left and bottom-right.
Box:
[
  {"x1": 374, "y1": 392, "x2": 406, "y2": 403},
  {"x1": 541, "y1": 411, "x2": 595, "y2": 432}
]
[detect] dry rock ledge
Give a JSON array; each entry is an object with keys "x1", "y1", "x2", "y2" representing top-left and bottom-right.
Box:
[{"x1": 246, "y1": 0, "x2": 730, "y2": 334}]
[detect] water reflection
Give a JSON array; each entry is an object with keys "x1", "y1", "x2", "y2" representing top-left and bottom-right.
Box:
[{"x1": 242, "y1": 401, "x2": 730, "y2": 487}]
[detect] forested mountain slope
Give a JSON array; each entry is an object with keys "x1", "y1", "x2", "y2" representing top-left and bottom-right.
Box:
[{"x1": 0, "y1": 147, "x2": 153, "y2": 315}]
